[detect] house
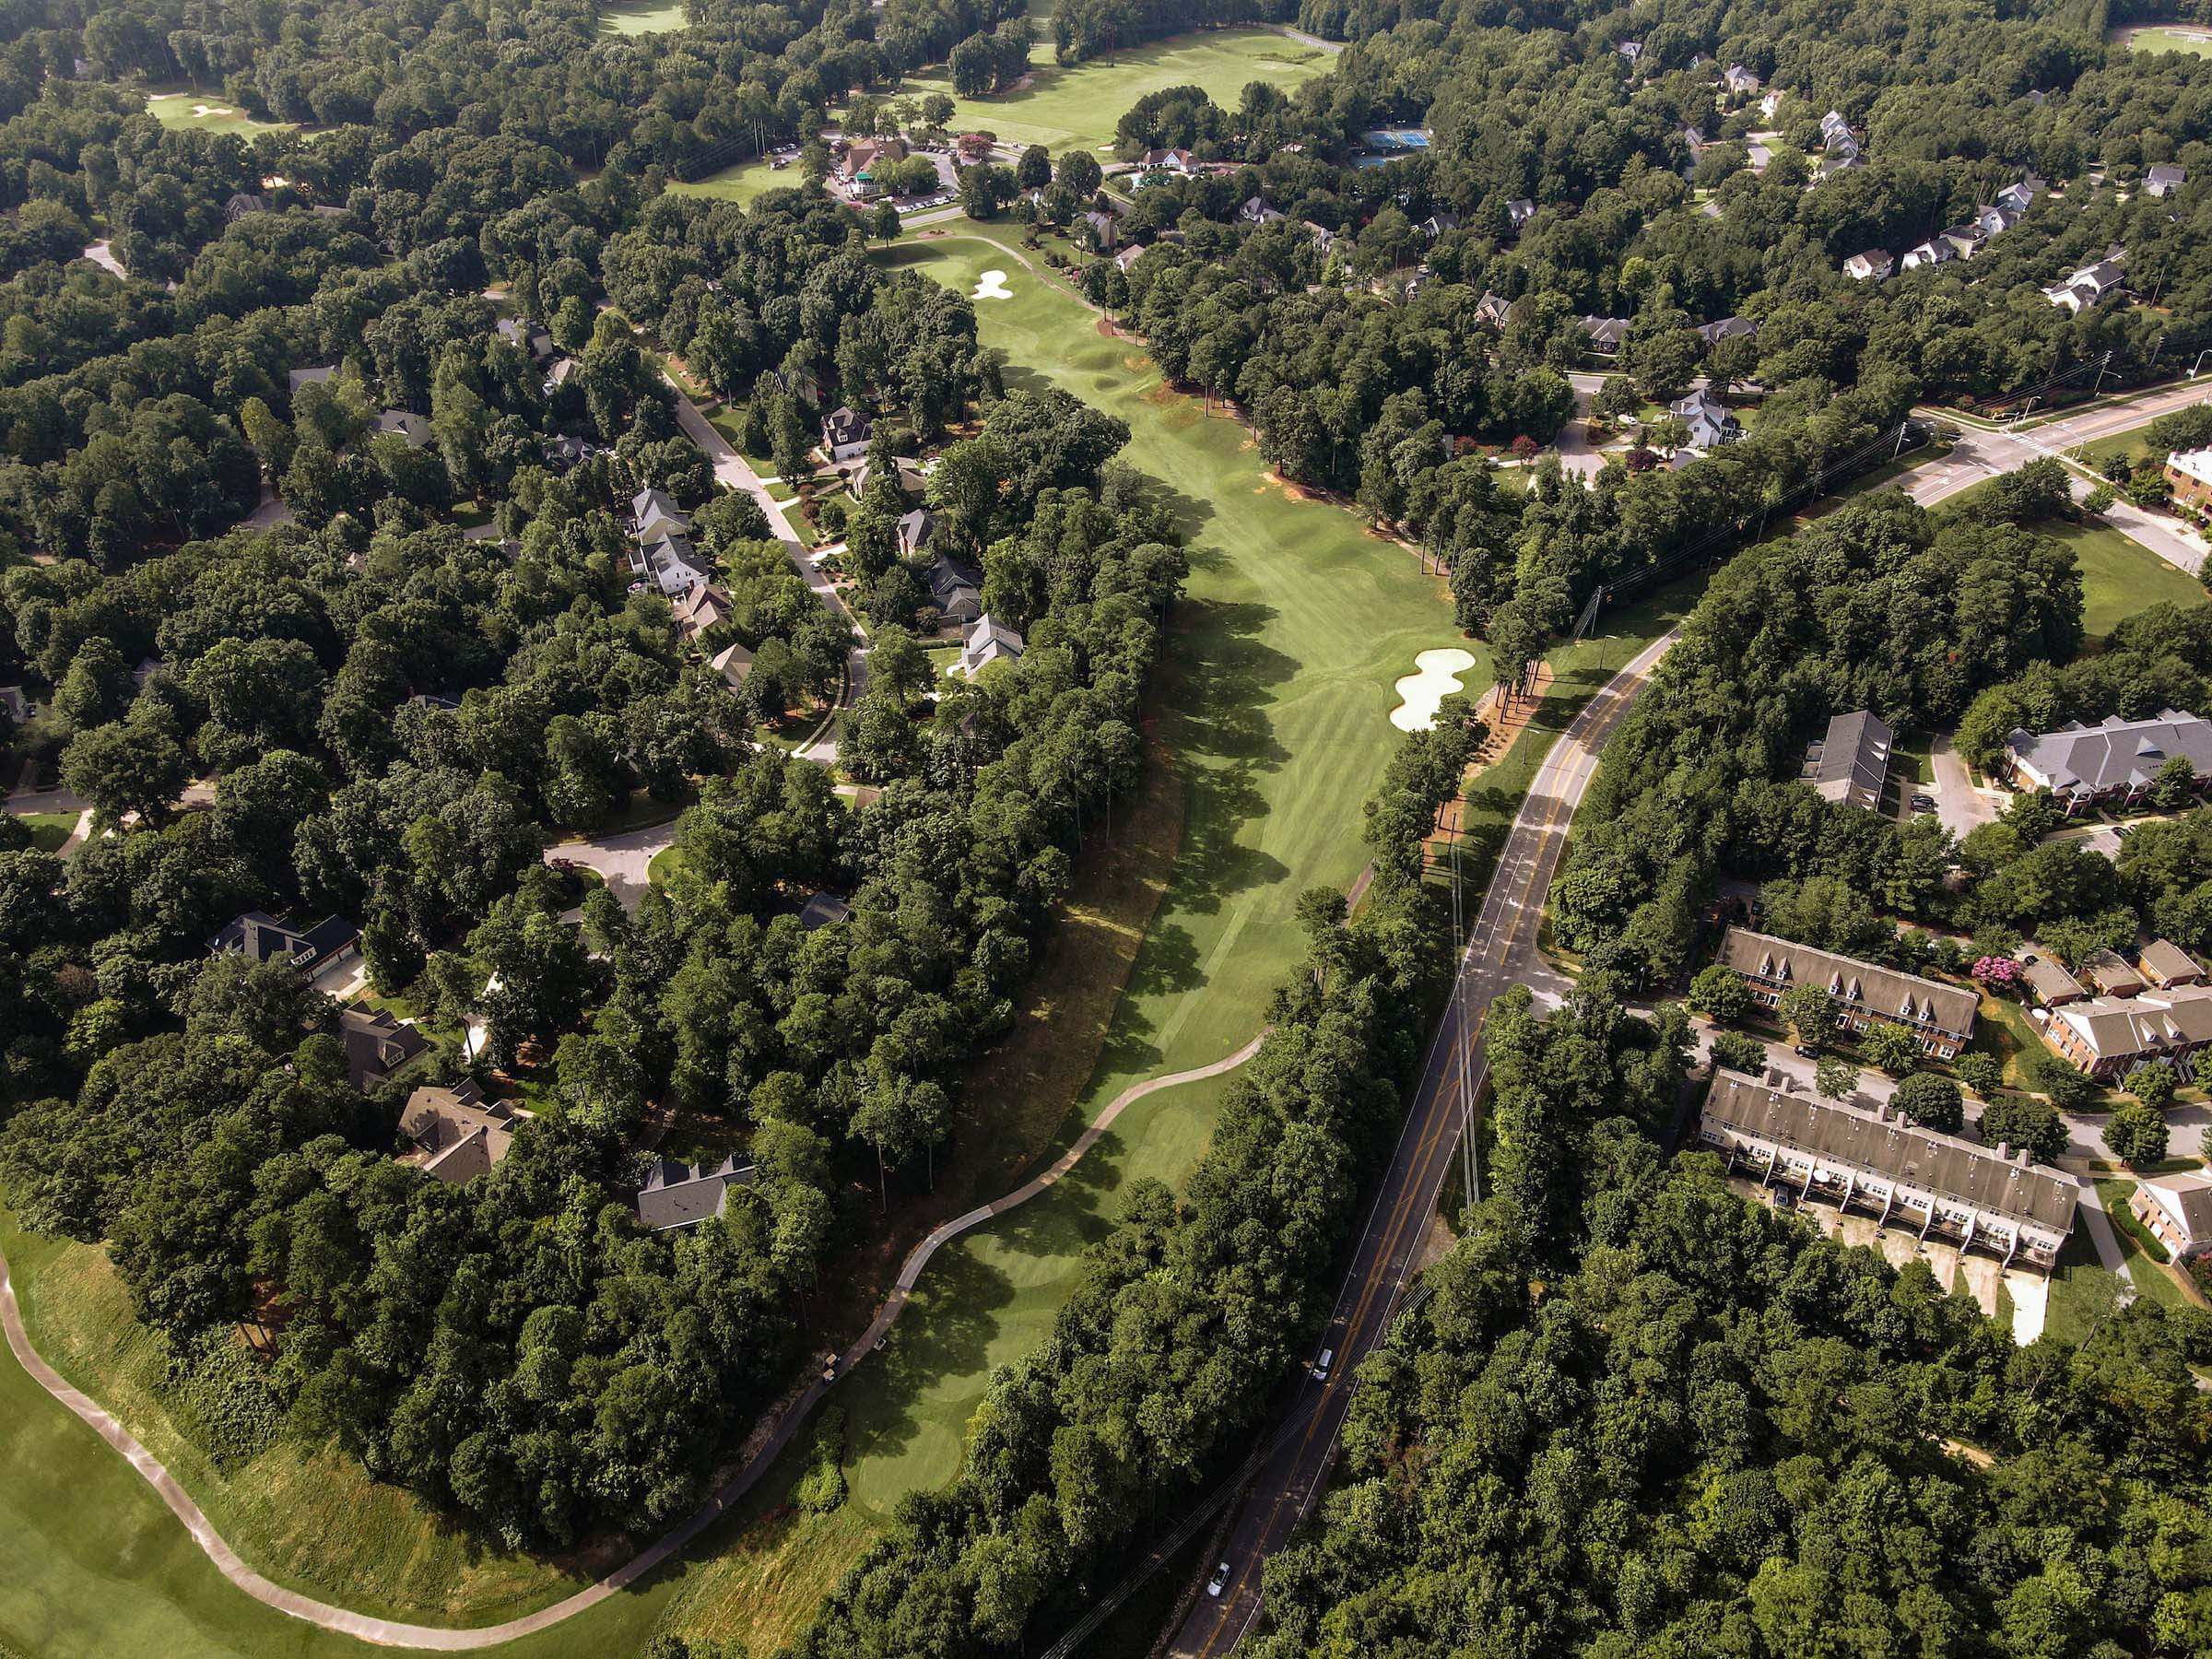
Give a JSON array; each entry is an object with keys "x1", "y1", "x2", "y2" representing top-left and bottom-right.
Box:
[
  {"x1": 131, "y1": 656, "x2": 164, "y2": 693},
  {"x1": 1759, "y1": 88, "x2": 1784, "y2": 120},
  {"x1": 821, "y1": 406, "x2": 873, "y2": 462},
  {"x1": 1239, "y1": 195, "x2": 1284, "y2": 225},
  {"x1": 1695, "y1": 316, "x2": 1757, "y2": 347},
  {"x1": 1680, "y1": 125, "x2": 1709, "y2": 160},
  {"x1": 223, "y1": 192, "x2": 267, "y2": 223},
  {"x1": 631, "y1": 486, "x2": 689, "y2": 544},
  {"x1": 1303, "y1": 220, "x2": 1337, "y2": 254},
  {"x1": 2132, "y1": 1172, "x2": 2212, "y2": 1256},
  {"x1": 958, "y1": 614, "x2": 1026, "y2": 677},
  {"x1": 542, "y1": 433, "x2": 587, "y2": 469},
  {"x1": 2019, "y1": 956, "x2": 2086, "y2": 1007},
  {"x1": 1995, "y1": 178, "x2": 2041, "y2": 214},
  {"x1": 288, "y1": 365, "x2": 336, "y2": 395},
  {"x1": 2166, "y1": 448, "x2": 2212, "y2": 511},
  {"x1": 1475, "y1": 290, "x2": 1512, "y2": 329},
  {"x1": 1579, "y1": 315, "x2": 1631, "y2": 353},
  {"x1": 924, "y1": 554, "x2": 982, "y2": 625},
  {"x1": 1140, "y1": 147, "x2": 1196, "y2": 173},
  {"x1": 1800, "y1": 709, "x2": 1893, "y2": 811},
  {"x1": 636, "y1": 1155, "x2": 757, "y2": 1233},
  {"x1": 1713, "y1": 925, "x2": 1977, "y2": 1059},
  {"x1": 1700, "y1": 1071, "x2": 2074, "y2": 1270},
  {"x1": 0, "y1": 686, "x2": 27, "y2": 726},
  {"x1": 1617, "y1": 39, "x2": 1644, "y2": 64},
  {"x1": 2003, "y1": 710, "x2": 2212, "y2": 813},
  {"x1": 633, "y1": 535, "x2": 708, "y2": 599},
  {"x1": 797, "y1": 892, "x2": 851, "y2": 929},
  {"x1": 1819, "y1": 109, "x2": 1853, "y2": 146},
  {"x1": 2147, "y1": 162, "x2": 2188, "y2": 198},
  {"x1": 1900, "y1": 237, "x2": 1957, "y2": 272},
  {"x1": 1975, "y1": 203, "x2": 2022, "y2": 239},
  {"x1": 398, "y1": 1082, "x2": 516, "y2": 1184},
  {"x1": 1505, "y1": 198, "x2": 1536, "y2": 233},
  {"x1": 895, "y1": 507, "x2": 935, "y2": 559},
  {"x1": 1672, "y1": 401, "x2": 1738, "y2": 453},
  {"x1": 2139, "y1": 938, "x2": 2204, "y2": 989},
  {"x1": 2080, "y1": 948, "x2": 2146, "y2": 998},
  {"x1": 375, "y1": 409, "x2": 431, "y2": 448},
  {"x1": 2043, "y1": 255, "x2": 2127, "y2": 313},
  {"x1": 1939, "y1": 224, "x2": 1988, "y2": 261},
  {"x1": 1817, "y1": 150, "x2": 1865, "y2": 182},
  {"x1": 1843, "y1": 249, "x2": 1894, "y2": 282},
  {"x1": 1080, "y1": 209, "x2": 1118, "y2": 251},
  {"x1": 673, "y1": 582, "x2": 732, "y2": 641},
  {"x1": 1723, "y1": 63, "x2": 1762, "y2": 98},
  {"x1": 1113, "y1": 243, "x2": 1149, "y2": 273},
  {"x1": 849, "y1": 454, "x2": 929, "y2": 500},
  {"x1": 1416, "y1": 210, "x2": 1462, "y2": 241},
  {"x1": 711, "y1": 640, "x2": 754, "y2": 687},
  {"x1": 840, "y1": 137, "x2": 906, "y2": 184},
  {"x1": 544, "y1": 357, "x2": 579, "y2": 392},
  {"x1": 496, "y1": 317, "x2": 554, "y2": 361},
  {"x1": 208, "y1": 911, "x2": 359, "y2": 974},
  {"x1": 340, "y1": 1007, "x2": 429, "y2": 1092},
  {"x1": 2044, "y1": 983, "x2": 2212, "y2": 1081}
]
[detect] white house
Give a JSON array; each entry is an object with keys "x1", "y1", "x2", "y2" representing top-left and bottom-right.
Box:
[
  {"x1": 1843, "y1": 249, "x2": 1894, "y2": 282},
  {"x1": 958, "y1": 614, "x2": 1025, "y2": 677}
]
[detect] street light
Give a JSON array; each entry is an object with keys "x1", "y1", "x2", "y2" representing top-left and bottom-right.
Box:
[{"x1": 2193, "y1": 347, "x2": 2212, "y2": 378}]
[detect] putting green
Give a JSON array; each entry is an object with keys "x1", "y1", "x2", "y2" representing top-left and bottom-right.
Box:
[
  {"x1": 598, "y1": 0, "x2": 688, "y2": 33},
  {"x1": 827, "y1": 232, "x2": 1466, "y2": 1512},
  {"x1": 2112, "y1": 22, "x2": 2212, "y2": 54},
  {"x1": 144, "y1": 92, "x2": 293, "y2": 135},
  {"x1": 669, "y1": 26, "x2": 1328, "y2": 205}
]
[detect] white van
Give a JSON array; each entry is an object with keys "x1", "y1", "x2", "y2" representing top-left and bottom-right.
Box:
[{"x1": 1312, "y1": 1347, "x2": 1335, "y2": 1382}]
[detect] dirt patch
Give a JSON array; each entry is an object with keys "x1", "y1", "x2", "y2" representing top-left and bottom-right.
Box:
[{"x1": 1429, "y1": 663, "x2": 1555, "y2": 847}]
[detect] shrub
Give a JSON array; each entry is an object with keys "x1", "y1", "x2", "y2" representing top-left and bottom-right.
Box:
[
  {"x1": 1709, "y1": 1030, "x2": 1766, "y2": 1075},
  {"x1": 2104, "y1": 1100, "x2": 2171, "y2": 1166},
  {"x1": 1894, "y1": 1071, "x2": 1964, "y2": 1133},
  {"x1": 2027, "y1": 1051, "x2": 2098, "y2": 1112},
  {"x1": 1956, "y1": 1052, "x2": 2004, "y2": 1098}
]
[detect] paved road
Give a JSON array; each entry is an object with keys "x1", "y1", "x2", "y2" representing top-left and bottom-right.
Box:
[
  {"x1": 1167, "y1": 628, "x2": 1677, "y2": 1659},
  {"x1": 666, "y1": 378, "x2": 868, "y2": 762},
  {"x1": 1166, "y1": 380, "x2": 2211, "y2": 1659}
]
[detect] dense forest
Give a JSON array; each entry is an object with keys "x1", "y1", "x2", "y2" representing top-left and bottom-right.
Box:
[{"x1": 1254, "y1": 987, "x2": 2212, "y2": 1659}]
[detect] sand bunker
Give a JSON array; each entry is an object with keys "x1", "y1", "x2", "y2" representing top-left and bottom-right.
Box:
[
  {"x1": 1390, "y1": 648, "x2": 1477, "y2": 732},
  {"x1": 972, "y1": 269, "x2": 1013, "y2": 300},
  {"x1": 192, "y1": 104, "x2": 237, "y2": 117}
]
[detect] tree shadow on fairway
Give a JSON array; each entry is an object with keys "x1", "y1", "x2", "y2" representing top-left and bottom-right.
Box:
[
  {"x1": 994, "y1": 360, "x2": 1217, "y2": 540},
  {"x1": 847, "y1": 1242, "x2": 1020, "y2": 1482}
]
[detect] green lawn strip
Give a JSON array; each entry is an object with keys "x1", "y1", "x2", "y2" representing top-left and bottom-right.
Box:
[
  {"x1": 2052, "y1": 518, "x2": 2206, "y2": 641},
  {"x1": 597, "y1": 0, "x2": 688, "y2": 34},
  {"x1": 18, "y1": 810, "x2": 76, "y2": 853},
  {"x1": 2095, "y1": 1182, "x2": 2187, "y2": 1305},
  {"x1": 2041, "y1": 1228, "x2": 2129, "y2": 1346},
  {"x1": 819, "y1": 230, "x2": 1460, "y2": 1521},
  {"x1": 144, "y1": 91, "x2": 294, "y2": 136}
]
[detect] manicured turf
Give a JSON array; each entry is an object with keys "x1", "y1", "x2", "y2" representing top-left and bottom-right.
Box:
[
  {"x1": 902, "y1": 27, "x2": 1328, "y2": 154},
  {"x1": 819, "y1": 231, "x2": 1464, "y2": 1516},
  {"x1": 671, "y1": 27, "x2": 1327, "y2": 206},
  {"x1": 598, "y1": 0, "x2": 689, "y2": 33},
  {"x1": 2052, "y1": 517, "x2": 2208, "y2": 641},
  {"x1": 2115, "y1": 23, "x2": 2212, "y2": 54},
  {"x1": 17, "y1": 811, "x2": 75, "y2": 853},
  {"x1": 144, "y1": 92, "x2": 292, "y2": 135}
]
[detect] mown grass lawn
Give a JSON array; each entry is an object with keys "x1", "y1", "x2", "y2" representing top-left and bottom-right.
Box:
[
  {"x1": 597, "y1": 0, "x2": 689, "y2": 33},
  {"x1": 2053, "y1": 517, "x2": 2208, "y2": 641},
  {"x1": 672, "y1": 26, "x2": 1328, "y2": 205},
  {"x1": 144, "y1": 91, "x2": 293, "y2": 135},
  {"x1": 2114, "y1": 22, "x2": 2212, "y2": 54},
  {"x1": 17, "y1": 809, "x2": 76, "y2": 853}
]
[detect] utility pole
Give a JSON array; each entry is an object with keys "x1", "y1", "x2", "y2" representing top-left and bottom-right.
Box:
[{"x1": 2090, "y1": 349, "x2": 2114, "y2": 400}]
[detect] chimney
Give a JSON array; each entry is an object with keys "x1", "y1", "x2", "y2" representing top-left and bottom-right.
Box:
[
  {"x1": 2016, "y1": 1146, "x2": 2030, "y2": 1168},
  {"x1": 239, "y1": 914, "x2": 261, "y2": 959}
]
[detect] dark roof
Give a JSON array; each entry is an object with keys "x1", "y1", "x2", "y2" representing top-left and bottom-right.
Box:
[
  {"x1": 1802, "y1": 709, "x2": 1893, "y2": 811},
  {"x1": 1716, "y1": 926, "x2": 1978, "y2": 1036},
  {"x1": 340, "y1": 1007, "x2": 429, "y2": 1091},
  {"x1": 209, "y1": 911, "x2": 357, "y2": 969},
  {"x1": 1705, "y1": 1071, "x2": 2077, "y2": 1234},
  {"x1": 798, "y1": 893, "x2": 852, "y2": 930},
  {"x1": 2007, "y1": 710, "x2": 2212, "y2": 795},
  {"x1": 636, "y1": 1155, "x2": 757, "y2": 1230}
]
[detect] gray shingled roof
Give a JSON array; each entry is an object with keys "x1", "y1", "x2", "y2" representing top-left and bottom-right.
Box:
[
  {"x1": 636, "y1": 1155, "x2": 757, "y2": 1230},
  {"x1": 1802, "y1": 710, "x2": 1894, "y2": 811},
  {"x1": 1716, "y1": 926, "x2": 1977, "y2": 1036},
  {"x1": 2007, "y1": 710, "x2": 2212, "y2": 797},
  {"x1": 1706, "y1": 1071, "x2": 2077, "y2": 1231}
]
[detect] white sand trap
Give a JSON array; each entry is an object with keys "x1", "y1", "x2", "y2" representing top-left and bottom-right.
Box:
[
  {"x1": 192, "y1": 104, "x2": 236, "y2": 117},
  {"x1": 972, "y1": 269, "x2": 1013, "y2": 300},
  {"x1": 1390, "y1": 648, "x2": 1477, "y2": 732}
]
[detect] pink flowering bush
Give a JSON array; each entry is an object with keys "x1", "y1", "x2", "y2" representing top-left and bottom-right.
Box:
[{"x1": 1971, "y1": 956, "x2": 2019, "y2": 991}]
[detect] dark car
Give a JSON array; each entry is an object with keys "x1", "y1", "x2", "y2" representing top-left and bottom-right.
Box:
[
  {"x1": 1910, "y1": 793, "x2": 1936, "y2": 811},
  {"x1": 1794, "y1": 1044, "x2": 1818, "y2": 1059}
]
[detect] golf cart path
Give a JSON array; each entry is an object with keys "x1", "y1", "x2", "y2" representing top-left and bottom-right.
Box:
[{"x1": 0, "y1": 1031, "x2": 1267, "y2": 1649}]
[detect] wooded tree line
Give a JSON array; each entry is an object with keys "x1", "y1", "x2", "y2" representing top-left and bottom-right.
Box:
[
  {"x1": 788, "y1": 701, "x2": 1485, "y2": 1657},
  {"x1": 1547, "y1": 486, "x2": 2085, "y2": 983},
  {"x1": 1252, "y1": 987, "x2": 2212, "y2": 1659}
]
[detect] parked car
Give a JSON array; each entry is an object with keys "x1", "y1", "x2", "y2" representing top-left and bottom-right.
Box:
[
  {"x1": 1207, "y1": 1561, "x2": 1232, "y2": 1597},
  {"x1": 1794, "y1": 1044, "x2": 1818, "y2": 1059},
  {"x1": 1911, "y1": 793, "x2": 1936, "y2": 810},
  {"x1": 1311, "y1": 1347, "x2": 1335, "y2": 1382}
]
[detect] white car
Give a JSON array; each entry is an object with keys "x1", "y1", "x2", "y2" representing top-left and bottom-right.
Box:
[
  {"x1": 1206, "y1": 1561, "x2": 1231, "y2": 1597},
  {"x1": 1311, "y1": 1347, "x2": 1334, "y2": 1382}
]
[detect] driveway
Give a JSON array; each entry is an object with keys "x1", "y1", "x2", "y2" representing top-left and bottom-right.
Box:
[
  {"x1": 547, "y1": 818, "x2": 679, "y2": 912},
  {"x1": 1926, "y1": 735, "x2": 2001, "y2": 840}
]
